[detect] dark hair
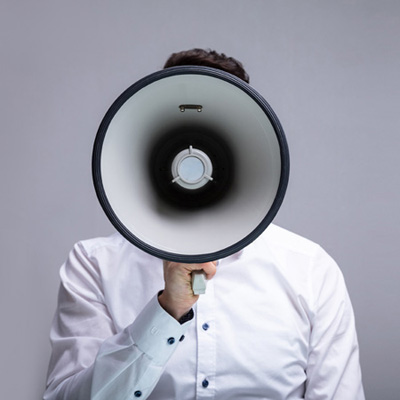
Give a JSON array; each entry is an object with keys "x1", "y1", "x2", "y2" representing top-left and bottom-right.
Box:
[{"x1": 164, "y1": 48, "x2": 250, "y2": 83}]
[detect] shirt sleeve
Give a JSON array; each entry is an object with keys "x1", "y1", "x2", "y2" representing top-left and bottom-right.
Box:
[
  {"x1": 43, "y1": 242, "x2": 192, "y2": 400},
  {"x1": 304, "y1": 246, "x2": 365, "y2": 400}
]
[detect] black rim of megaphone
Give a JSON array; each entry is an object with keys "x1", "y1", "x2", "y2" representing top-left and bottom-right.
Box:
[{"x1": 92, "y1": 66, "x2": 290, "y2": 263}]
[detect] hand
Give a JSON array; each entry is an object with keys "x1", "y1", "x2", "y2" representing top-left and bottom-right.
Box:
[{"x1": 158, "y1": 261, "x2": 217, "y2": 320}]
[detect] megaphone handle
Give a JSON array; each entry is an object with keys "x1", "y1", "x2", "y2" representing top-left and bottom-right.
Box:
[{"x1": 192, "y1": 270, "x2": 207, "y2": 295}]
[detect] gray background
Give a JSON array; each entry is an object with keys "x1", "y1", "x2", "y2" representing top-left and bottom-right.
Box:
[{"x1": 1, "y1": 1, "x2": 399, "y2": 399}]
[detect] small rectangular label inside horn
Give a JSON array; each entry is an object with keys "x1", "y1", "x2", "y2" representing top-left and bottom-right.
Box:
[{"x1": 179, "y1": 104, "x2": 203, "y2": 112}]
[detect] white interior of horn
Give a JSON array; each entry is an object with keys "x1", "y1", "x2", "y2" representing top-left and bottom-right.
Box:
[{"x1": 101, "y1": 74, "x2": 281, "y2": 256}]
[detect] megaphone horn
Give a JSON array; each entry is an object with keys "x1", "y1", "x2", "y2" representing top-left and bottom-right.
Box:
[{"x1": 92, "y1": 66, "x2": 289, "y2": 264}]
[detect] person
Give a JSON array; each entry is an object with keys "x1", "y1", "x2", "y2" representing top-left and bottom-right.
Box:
[{"x1": 43, "y1": 49, "x2": 365, "y2": 400}]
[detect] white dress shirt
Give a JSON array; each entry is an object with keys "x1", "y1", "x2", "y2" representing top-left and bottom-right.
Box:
[{"x1": 44, "y1": 224, "x2": 365, "y2": 399}]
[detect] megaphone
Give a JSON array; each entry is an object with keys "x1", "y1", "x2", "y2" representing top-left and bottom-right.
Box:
[{"x1": 92, "y1": 66, "x2": 289, "y2": 268}]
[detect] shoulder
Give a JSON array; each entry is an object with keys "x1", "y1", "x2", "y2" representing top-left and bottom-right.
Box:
[
  {"x1": 261, "y1": 224, "x2": 322, "y2": 256},
  {"x1": 66, "y1": 232, "x2": 160, "y2": 277},
  {"x1": 254, "y1": 224, "x2": 344, "y2": 288},
  {"x1": 61, "y1": 232, "x2": 134, "y2": 280},
  {"x1": 256, "y1": 224, "x2": 329, "y2": 268},
  {"x1": 76, "y1": 232, "x2": 126, "y2": 254},
  {"x1": 74, "y1": 232, "x2": 149, "y2": 262}
]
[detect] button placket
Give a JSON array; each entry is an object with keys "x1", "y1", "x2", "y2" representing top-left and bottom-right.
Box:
[{"x1": 195, "y1": 277, "x2": 216, "y2": 399}]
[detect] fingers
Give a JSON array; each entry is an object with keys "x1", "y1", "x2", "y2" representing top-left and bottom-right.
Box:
[
  {"x1": 198, "y1": 261, "x2": 217, "y2": 280},
  {"x1": 163, "y1": 261, "x2": 217, "y2": 280}
]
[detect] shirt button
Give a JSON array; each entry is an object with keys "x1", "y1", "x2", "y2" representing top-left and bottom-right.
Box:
[
  {"x1": 179, "y1": 334, "x2": 185, "y2": 342},
  {"x1": 134, "y1": 390, "x2": 142, "y2": 397},
  {"x1": 202, "y1": 379, "x2": 209, "y2": 388},
  {"x1": 167, "y1": 337, "x2": 175, "y2": 345},
  {"x1": 202, "y1": 323, "x2": 210, "y2": 331}
]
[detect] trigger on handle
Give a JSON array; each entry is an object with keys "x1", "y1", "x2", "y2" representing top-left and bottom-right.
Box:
[{"x1": 192, "y1": 270, "x2": 207, "y2": 295}]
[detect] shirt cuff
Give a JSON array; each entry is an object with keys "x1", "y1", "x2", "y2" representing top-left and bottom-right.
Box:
[{"x1": 128, "y1": 294, "x2": 193, "y2": 366}]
